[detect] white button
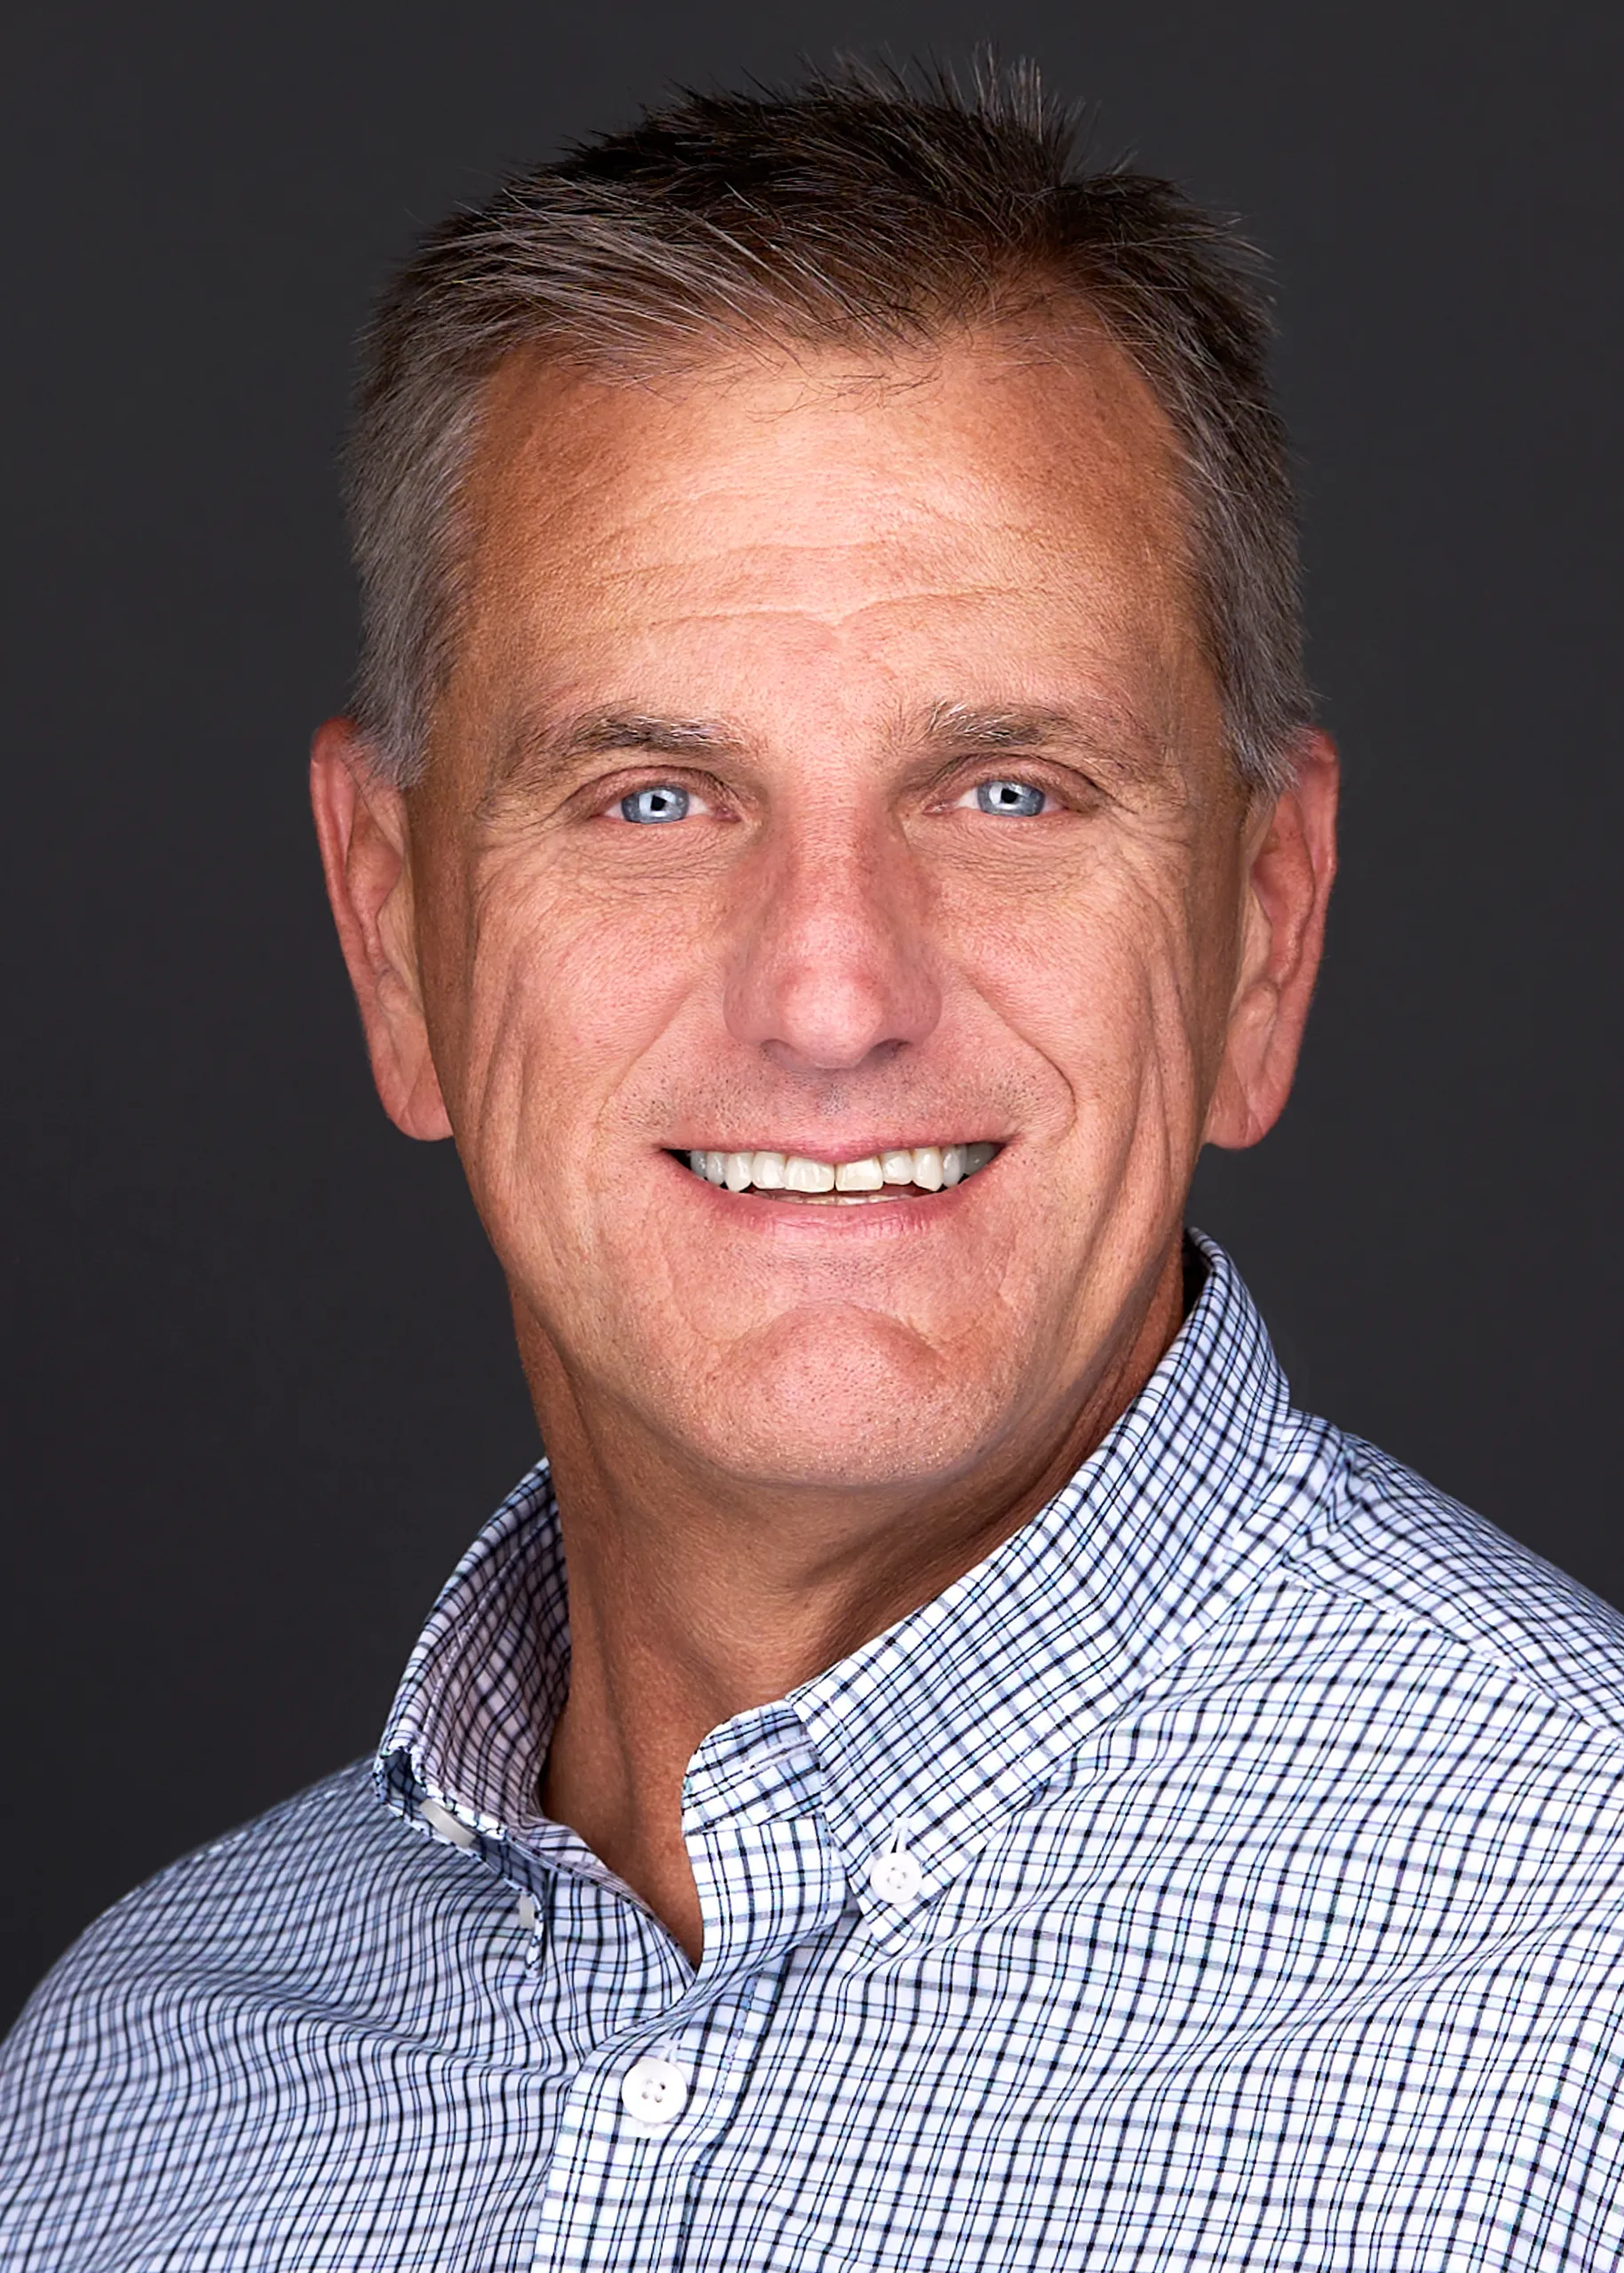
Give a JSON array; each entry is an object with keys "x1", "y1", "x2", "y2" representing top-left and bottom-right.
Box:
[
  {"x1": 620, "y1": 2055, "x2": 688, "y2": 2126},
  {"x1": 418, "y1": 1795, "x2": 477, "y2": 1850},
  {"x1": 867, "y1": 1848, "x2": 923, "y2": 1905}
]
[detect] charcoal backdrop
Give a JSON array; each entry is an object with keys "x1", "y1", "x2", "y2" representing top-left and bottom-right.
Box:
[{"x1": 5, "y1": 0, "x2": 1620, "y2": 2027}]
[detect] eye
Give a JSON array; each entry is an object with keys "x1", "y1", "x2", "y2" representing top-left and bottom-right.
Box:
[
  {"x1": 966, "y1": 778, "x2": 1049, "y2": 817},
  {"x1": 617, "y1": 784, "x2": 692, "y2": 824}
]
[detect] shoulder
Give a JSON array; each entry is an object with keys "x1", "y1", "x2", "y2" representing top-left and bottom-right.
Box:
[
  {"x1": 1228, "y1": 1427, "x2": 1619, "y2": 1746},
  {"x1": 1, "y1": 1755, "x2": 524, "y2": 2059},
  {"x1": 6, "y1": 1762, "x2": 412, "y2": 2033},
  {"x1": 0, "y1": 1761, "x2": 517, "y2": 2264},
  {"x1": 1285, "y1": 1429, "x2": 1624, "y2": 1738},
  {"x1": 1138, "y1": 1416, "x2": 1624, "y2": 1902}
]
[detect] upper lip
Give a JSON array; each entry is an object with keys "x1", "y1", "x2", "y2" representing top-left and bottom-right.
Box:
[{"x1": 666, "y1": 1136, "x2": 1003, "y2": 1160}]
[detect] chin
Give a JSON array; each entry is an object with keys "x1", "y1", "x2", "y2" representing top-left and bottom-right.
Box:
[{"x1": 671, "y1": 1309, "x2": 1010, "y2": 1493}]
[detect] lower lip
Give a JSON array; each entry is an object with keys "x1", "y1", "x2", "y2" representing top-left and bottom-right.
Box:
[{"x1": 663, "y1": 1152, "x2": 994, "y2": 1233}]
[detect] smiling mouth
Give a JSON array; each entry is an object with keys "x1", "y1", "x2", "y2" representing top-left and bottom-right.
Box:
[{"x1": 677, "y1": 1142, "x2": 1000, "y2": 1204}]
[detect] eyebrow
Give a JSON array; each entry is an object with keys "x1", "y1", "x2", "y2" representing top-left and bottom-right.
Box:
[
  {"x1": 483, "y1": 709, "x2": 743, "y2": 804},
  {"x1": 553, "y1": 711, "x2": 745, "y2": 760},
  {"x1": 919, "y1": 700, "x2": 1164, "y2": 784},
  {"x1": 922, "y1": 702, "x2": 1095, "y2": 751},
  {"x1": 479, "y1": 709, "x2": 742, "y2": 818},
  {"x1": 486, "y1": 694, "x2": 1161, "y2": 808}
]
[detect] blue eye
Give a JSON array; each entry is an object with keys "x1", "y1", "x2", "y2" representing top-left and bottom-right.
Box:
[
  {"x1": 620, "y1": 785, "x2": 691, "y2": 824},
  {"x1": 976, "y1": 780, "x2": 1045, "y2": 817}
]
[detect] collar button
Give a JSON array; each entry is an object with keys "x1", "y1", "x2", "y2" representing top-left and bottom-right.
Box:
[
  {"x1": 620, "y1": 2055, "x2": 688, "y2": 2127},
  {"x1": 867, "y1": 1848, "x2": 923, "y2": 1905}
]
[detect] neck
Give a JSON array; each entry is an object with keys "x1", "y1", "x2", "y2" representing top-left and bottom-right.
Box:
[{"x1": 525, "y1": 1239, "x2": 1186, "y2": 1962}]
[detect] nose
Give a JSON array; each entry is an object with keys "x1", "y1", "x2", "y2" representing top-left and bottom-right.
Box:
[{"x1": 724, "y1": 807, "x2": 942, "y2": 1076}]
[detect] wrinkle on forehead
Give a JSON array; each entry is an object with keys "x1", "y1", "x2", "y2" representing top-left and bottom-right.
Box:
[
  {"x1": 463, "y1": 325, "x2": 1191, "y2": 590},
  {"x1": 434, "y1": 329, "x2": 1216, "y2": 804}
]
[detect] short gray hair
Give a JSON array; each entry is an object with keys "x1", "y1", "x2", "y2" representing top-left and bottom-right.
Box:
[{"x1": 346, "y1": 61, "x2": 1311, "y2": 792}]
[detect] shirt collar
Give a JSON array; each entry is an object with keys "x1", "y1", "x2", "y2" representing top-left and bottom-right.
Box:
[{"x1": 376, "y1": 1233, "x2": 1335, "y2": 1905}]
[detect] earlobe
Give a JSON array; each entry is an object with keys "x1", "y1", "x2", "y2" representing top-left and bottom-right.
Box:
[
  {"x1": 309, "y1": 719, "x2": 454, "y2": 1142},
  {"x1": 1204, "y1": 730, "x2": 1339, "y2": 1152}
]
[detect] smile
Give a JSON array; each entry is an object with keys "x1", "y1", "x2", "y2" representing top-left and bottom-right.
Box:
[{"x1": 679, "y1": 1143, "x2": 1000, "y2": 1203}]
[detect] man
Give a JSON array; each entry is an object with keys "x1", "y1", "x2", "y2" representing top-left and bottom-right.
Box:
[{"x1": 4, "y1": 62, "x2": 1622, "y2": 2269}]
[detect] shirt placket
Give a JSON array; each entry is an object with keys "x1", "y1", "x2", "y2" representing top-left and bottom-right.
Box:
[{"x1": 528, "y1": 1712, "x2": 848, "y2": 2271}]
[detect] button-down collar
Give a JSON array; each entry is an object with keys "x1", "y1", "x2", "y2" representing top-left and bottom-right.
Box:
[
  {"x1": 22, "y1": 1236, "x2": 1624, "y2": 2268},
  {"x1": 376, "y1": 1234, "x2": 1332, "y2": 1952}
]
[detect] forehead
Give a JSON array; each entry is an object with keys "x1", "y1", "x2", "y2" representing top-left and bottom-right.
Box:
[{"x1": 446, "y1": 329, "x2": 1209, "y2": 756}]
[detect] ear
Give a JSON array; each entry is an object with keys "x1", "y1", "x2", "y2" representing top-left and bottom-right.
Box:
[
  {"x1": 1204, "y1": 730, "x2": 1339, "y2": 1151},
  {"x1": 309, "y1": 718, "x2": 453, "y2": 1141}
]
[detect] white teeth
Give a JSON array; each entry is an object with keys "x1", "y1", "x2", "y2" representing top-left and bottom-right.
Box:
[
  {"x1": 785, "y1": 1155, "x2": 836, "y2": 1193},
  {"x1": 911, "y1": 1145, "x2": 944, "y2": 1192},
  {"x1": 685, "y1": 1143, "x2": 999, "y2": 1195}
]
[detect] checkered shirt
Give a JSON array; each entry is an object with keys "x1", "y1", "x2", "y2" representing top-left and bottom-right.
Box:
[{"x1": 6, "y1": 1235, "x2": 1624, "y2": 2269}]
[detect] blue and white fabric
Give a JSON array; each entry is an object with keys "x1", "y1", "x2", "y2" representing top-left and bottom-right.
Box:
[{"x1": 5, "y1": 1236, "x2": 1624, "y2": 2268}]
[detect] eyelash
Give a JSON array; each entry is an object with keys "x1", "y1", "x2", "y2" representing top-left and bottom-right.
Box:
[
  {"x1": 597, "y1": 774, "x2": 721, "y2": 824},
  {"x1": 953, "y1": 778, "x2": 1055, "y2": 818},
  {"x1": 594, "y1": 767, "x2": 1068, "y2": 825}
]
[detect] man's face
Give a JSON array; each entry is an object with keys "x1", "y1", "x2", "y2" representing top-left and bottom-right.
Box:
[{"x1": 353, "y1": 336, "x2": 1281, "y2": 1500}]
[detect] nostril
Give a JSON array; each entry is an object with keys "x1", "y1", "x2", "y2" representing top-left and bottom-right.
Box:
[{"x1": 759, "y1": 1033, "x2": 907, "y2": 1080}]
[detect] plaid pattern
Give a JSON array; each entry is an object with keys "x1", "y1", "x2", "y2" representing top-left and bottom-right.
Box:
[{"x1": 6, "y1": 1235, "x2": 1624, "y2": 2268}]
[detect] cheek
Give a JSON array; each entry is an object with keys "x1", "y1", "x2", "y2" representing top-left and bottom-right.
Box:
[
  {"x1": 944, "y1": 845, "x2": 1218, "y2": 1129},
  {"x1": 432, "y1": 851, "x2": 710, "y2": 1203}
]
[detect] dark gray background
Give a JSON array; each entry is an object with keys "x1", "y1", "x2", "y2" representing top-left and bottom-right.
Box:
[{"x1": 4, "y1": 0, "x2": 1619, "y2": 2030}]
